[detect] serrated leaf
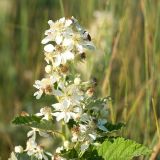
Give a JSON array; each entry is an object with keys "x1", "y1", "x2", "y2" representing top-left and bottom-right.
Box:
[
  {"x1": 12, "y1": 115, "x2": 55, "y2": 132},
  {"x1": 12, "y1": 115, "x2": 41, "y2": 124},
  {"x1": 85, "y1": 97, "x2": 110, "y2": 108},
  {"x1": 105, "y1": 122, "x2": 125, "y2": 132},
  {"x1": 97, "y1": 137, "x2": 151, "y2": 160},
  {"x1": 81, "y1": 145, "x2": 103, "y2": 160}
]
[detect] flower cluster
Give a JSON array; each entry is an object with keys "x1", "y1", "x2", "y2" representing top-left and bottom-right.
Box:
[{"x1": 11, "y1": 17, "x2": 108, "y2": 160}]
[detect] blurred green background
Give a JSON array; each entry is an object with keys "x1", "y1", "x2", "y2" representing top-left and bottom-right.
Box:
[{"x1": 0, "y1": 0, "x2": 160, "y2": 159}]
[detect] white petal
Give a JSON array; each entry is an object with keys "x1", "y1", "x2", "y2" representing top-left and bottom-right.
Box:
[
  {"x1": 73, "y1": 107, "x2": 82, "y2": 113},
  {"x1": 65, "y1": 19, "x2": 72, "y2": 27},
  {"x1": 55, "y1": 55, "x2": 62, "y2": 66},
  {"x1": 44, "y1": 44, "x2": 55, "y2": 52},
  {"x1": 89, "y1": 134, "x2": 96, "y2": 140},
  {"x1": 64, "y1": 112, "x2": 71, "y2": 122},
  {"x1": 63, "y1": 38, "x2": 72, "y2": 46},
  {"x1": 36, "y1": 113, "x2": 43, "y2": 117},
  {"x1": 45, "y1": 29, "x2": 51, "y2": 35},
  {"x1": 63, "y1": 99, "x2": 70, "y2": 108},
  {"x1": 27, "y1": 130, "x2": 34, "y2": 137},
  {"x1": 33, "y1": 80, "x2": 41, "y2": 89},
  {"x1": 41, "y1": 37, "x2": 50, "y2": 44},
  {"x1": 55, "y1": 35, "x2": 63, "y2": 45},
  {"x1": 59, "y1": 17, "x2": 65, "y2": 23},
  {"x1": 53, "y1": 112, "x2": 65, "y2": 121},
  {"x1": 34, "y1": 90, "x2": 43, "y2": 99},
  {"x1": 53, "y1": 90, "x2": 63, "y2": 96},
  {"x1": 52, "y1": 103, "x2": 62, "y2": 110},
  {"x1": 63, "y1": 51, "x2": 74, "y2": 60},
  {"x1": 77, "y1": 44, "x2": 84, "y2": 53}
]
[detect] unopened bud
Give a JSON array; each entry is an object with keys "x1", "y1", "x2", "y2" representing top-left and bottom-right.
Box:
[
  {"x1": 45, "y1": 65, "x2": 52, "y2": 73},
  {"x1": 20, "y1": 111, "x2": 29, "y2": 116},
  {"x1": 60, "y1": 65, "x2": 68, "y2": 73},
  {"x1": 74, "y1": 77, "x2": 81, "y2": 85},
  {"x1": 86, "y1": 87, "x2": 95, "y2": 97},
  {"x1": 15, "y1": 146, "x2": 23, "y2": 153}
]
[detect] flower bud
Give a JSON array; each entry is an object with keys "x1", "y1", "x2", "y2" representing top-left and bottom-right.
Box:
[
  {"x1": 15, "y1": 146, "x2": 23, "y2": 153},
  {"x1": 60, "y1": 65, "x2": 68, "y2": 73},
  {"x1": 74, "y1": 77, "x2": 81, "y2": 85},
  {"x1": 86, "y1": 87, "x2": 95, "y2": 97},
  {"x1": 45, "y1": 65, "x2": 52, "y2": 73}
]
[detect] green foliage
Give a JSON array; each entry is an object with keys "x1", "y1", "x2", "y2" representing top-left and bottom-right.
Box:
[
  {"x1": 84, "y1": 97, "x2": 111, "y2": 108},
  {"x1": 12, "y1": 115, "x2": 55, "y2": 132},
  {"x1": 12, "y1": 115, "x2": 41, "y2": 124},
  {"x1": 81, "y1": 145, "x2": 103, "y2": 160},
  {"x1": 97, "y1": 137, "x2": 151, "y2": 160},
  {"x1": 104, "y1": 122, "x2": 125, "y2": 132},
  {"x1": 58, "y1": 137, "x2": 151, "y2": 160}
]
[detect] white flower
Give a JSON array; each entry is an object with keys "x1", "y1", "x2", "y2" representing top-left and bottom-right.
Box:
[
  {"x1": 25, "y1": 138, "x2": 48, "y2": 160},
  {"x1": 36, "y1": 107, "x2": 53, "y2": 120},
  {"x1": 34, "y1": 146, "x2": 48, "y2": 160},
  {"x1": 14, "y1": 146, "x2": 23, "y2": 153},
  {"x1": 52, "y1": 99, "x2": 82, "y2": 123},
  {"x1": 27, "y1": 128, "x2": 49, "y2": 139},
  {"x1": 33, "y1": 76, "x2": 61, "y2": 99},
  {"x1": 71, "y1": 121, "x2": 97, "y2": 150},
  {"x1": 59, "y1": 84, "x2": 84, "y2": 105},
  {"x1": 41, "y1": 17, "x2": 72, "y2": 45},
  {"x1": 26, "y1": 138, "x2": 37, "y2": 154}
]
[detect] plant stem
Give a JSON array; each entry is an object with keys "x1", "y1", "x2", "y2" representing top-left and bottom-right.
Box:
[{"x1": 60, "y1": 0, "x2": 65, "y2": 17}]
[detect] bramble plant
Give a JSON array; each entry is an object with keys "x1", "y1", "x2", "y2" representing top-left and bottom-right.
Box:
[{"x1": 9, "y1": 17, "x2": 151, "y2": 160}]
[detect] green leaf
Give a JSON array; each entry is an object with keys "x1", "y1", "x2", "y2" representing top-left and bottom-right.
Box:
[
  {"x1": 67, "y1": 119, "x2": 77, "y2": 129},
  {"x1": 81, "y1": 145, "x2": 103, "y2": 160},
  {"x1": 12, "y1": 115, "x2": 41, "y2": 124},
  {"x1": 12, "y1": 115, "x2": 55, "y2": 132},
  {"x1": 105, "y1": 122, "x2": 125, "y2": 132},
  {"x1": 97, "y1": 137, "x2": 151, "y2": 160},
  {"x1": 84, "y1": 97, "x2": 110, "y2": 108}
]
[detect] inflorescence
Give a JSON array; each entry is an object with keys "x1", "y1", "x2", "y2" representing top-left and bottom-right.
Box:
[{"x1": 12, "y1": 17, "x2": 109, "y2": 160}]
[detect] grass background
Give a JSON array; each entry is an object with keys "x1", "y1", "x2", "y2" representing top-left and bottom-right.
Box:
[{"x1": 0, "y1": 0, "x2": 160, "y2": 159}]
